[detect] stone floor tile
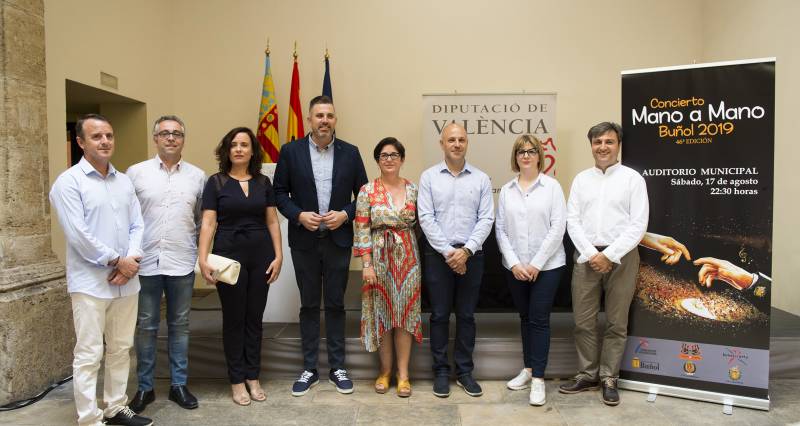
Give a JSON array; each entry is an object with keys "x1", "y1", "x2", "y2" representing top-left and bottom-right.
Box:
[
  {"x1": 313, "y1": 380, "x2": 409, "y2": 405},
  {"x1": 556, "y1": 391, "x2": 675, "y2": 426},
  {"x1": 356, "y1": 403, "x2": 460, "y2": 425},
  {"x1": 148, "y1": 400, "x2": 357, "y2": 426},
  {"x1": 459, "y1": 403, "x2": 566, "y2": 426},
  {"x1": 647, "y1": 394, "x2": 780, "y2": 426},
  {"x1": 409, "y1": 379, "x2": 506, "y2": 405},
  {"x1": 0, "y1": 399, "x2": 76, "y2": 425}
]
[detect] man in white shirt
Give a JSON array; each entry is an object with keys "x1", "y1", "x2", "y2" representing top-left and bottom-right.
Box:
[
  {"x1": 559, "y1": 122, "x2": 649, "y2": 406},
  {"x1": 50, "y1": 114, "x2": 152, "y2": 426},
  {"x1": 126, "y1": 115, "x2": 205, "y2": 413}
]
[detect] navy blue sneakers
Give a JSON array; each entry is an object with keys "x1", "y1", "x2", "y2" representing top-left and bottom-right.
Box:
[
  {"x1": 456, "y1": 374, "x2": 483, "y2": 397},
  {"x1": 328, "y1": 368, "x2": 354, "y2": 394},
  {"x1": 291, "y1": 369, "x2": 319, "y2": 396}
]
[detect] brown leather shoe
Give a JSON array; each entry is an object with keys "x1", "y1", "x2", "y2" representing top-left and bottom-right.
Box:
[
  {"x1": 601, "y1": 377, "x2": 620, "y2": 405},
  {"x1": 558, "y1": 375, "x2": 599, "y2": 394}
]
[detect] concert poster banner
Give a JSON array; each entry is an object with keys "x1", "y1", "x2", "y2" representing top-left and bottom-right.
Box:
[
  {"x1": 619, "y1": 59, "x2": 775, "y2": 408},
  {"x1": 420, "y1": 93, "x2": 559, "y2": 311}
]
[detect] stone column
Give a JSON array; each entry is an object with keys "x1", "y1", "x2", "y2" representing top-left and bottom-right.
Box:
[{"x1": 0, "y1": 0, "x2": 74, "y2": 406}]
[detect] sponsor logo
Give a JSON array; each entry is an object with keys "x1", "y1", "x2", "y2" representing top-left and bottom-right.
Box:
[
  {"x1": 635, "y1": 338, "x2": 657, "y2": 356},
  {"x1": 630, "y1": 357, "x2": 660, "y2": 371},
  {"x1": 723, "y1": 348, "x2": 749, "y2": 367},
  {"x1": 729, "y1": 366, "x2": 742, "y2": 381},
  {"x1": 679, "y1": 343, "x2": 703, "y2": 360},
  {"x1": 683, "y1": 361, "x2": 696, "y2": 375}
]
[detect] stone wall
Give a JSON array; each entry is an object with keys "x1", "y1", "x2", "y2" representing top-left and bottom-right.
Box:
[{"x1": 0, "y1": 0, "x2": 73, "y2": 406}]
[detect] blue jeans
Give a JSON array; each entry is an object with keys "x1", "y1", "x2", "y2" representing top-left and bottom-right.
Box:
[
  {"x1": 135, "y1": 273, "x2": 194, "y2": 390},
  {"x1": 423, "y1": 241, "x2": 484, "y2": 377},
  {"x1": 505, "y1": 266, "x2": 563, "y2": 378}
]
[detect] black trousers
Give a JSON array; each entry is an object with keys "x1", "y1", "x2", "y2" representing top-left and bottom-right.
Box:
[
  {"x1": 423, "y1": 240, "x2": 484, "y2": 377},
  {"x1": 214, "y1": 227, "x2": 273, "y2": 384},
  {"x1": 291, "y1": 235, "x2": 351, "y2": 370}
]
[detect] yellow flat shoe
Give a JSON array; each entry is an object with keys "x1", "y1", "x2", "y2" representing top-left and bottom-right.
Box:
[
  {"x1": 375, "y1": 373, "x2": 391, "y2": 394},
  {"x1": 397, "y1": 378, "x2": 412, "y2": 398}
]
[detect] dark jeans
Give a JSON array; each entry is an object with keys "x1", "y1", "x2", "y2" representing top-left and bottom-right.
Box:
[
  {"x1": 423, "y1": 241, "x2": 484, "y2": 377},
  {"x1": 291, "y1": 235, "x2": 351, "y2": 370},
  {"x1": 135, "y1": 272, "x2": 194, "y2": 390},
  {"x1": 505, "y1": 266, "x2": 564, "y2": 378}
]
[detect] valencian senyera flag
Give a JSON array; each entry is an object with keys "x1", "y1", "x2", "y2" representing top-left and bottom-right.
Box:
[
  {"x1": 257, "y1": 49, "x2": 280, "y2": 162},
  {"x1": 322, "y1": 53, "x2": 333, "y2": 99},
  {"x1": 286, "y1": 55, "x2": 304, "y2": 142}
]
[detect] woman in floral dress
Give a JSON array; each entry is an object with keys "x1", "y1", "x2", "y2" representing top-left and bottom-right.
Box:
[{"x1": 353, "y1": 137, "x2": 421, "y2": 397}]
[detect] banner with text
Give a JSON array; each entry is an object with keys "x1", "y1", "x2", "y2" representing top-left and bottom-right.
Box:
[
  {"x1": 422, "y1": 93, "x2": 557, "y2": 194},
  {"x1": 420, "y1": 93, "x2": 558, "y2": 311},
  {"x1": 620, "y1": 59, "x2": 774, "y2": 402}
]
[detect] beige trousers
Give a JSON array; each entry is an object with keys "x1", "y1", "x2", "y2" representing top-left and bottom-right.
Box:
[
  {"x1": 571, "y1": 248, "x2": 640, "y2": 380},
  {"x1": 70, "y1": 292, "x2": 138, "y2": 426}
]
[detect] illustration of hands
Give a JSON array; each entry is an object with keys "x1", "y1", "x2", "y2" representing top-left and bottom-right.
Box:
[
  {"x1": 640, "y1": 232, "x2": 691, "y2": 265},
  {"x1": 692, "y1": 257, "x2": 755, "y2": 291}
]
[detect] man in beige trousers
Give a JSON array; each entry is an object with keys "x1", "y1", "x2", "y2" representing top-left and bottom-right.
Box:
[{"x1": 559, "y1": 122, "x2": 649, "y2": 406}]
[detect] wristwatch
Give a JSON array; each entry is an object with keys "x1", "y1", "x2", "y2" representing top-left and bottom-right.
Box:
[
  {"x1": 462, "y1": 247, "x2": 473, "y2": 257},
  {"x1": 363, "y1": 261, "x2": 372, "y2": 268}
]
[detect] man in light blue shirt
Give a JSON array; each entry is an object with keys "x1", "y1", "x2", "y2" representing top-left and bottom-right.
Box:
[
  {"x1": 418, "y1": 122, "x2": 494, "y2": 398},
  {"x1": 50, "y1": 114, "x2": 151, "y2": 426}
]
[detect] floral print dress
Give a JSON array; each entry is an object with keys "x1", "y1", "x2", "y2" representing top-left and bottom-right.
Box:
[{"x1": 353, "y1": 178, "x2": 422, "y2": 352}]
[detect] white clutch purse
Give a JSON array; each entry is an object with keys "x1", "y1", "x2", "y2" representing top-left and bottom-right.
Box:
[{"x1": 195, "y1": 254, "x2": 241, "y2": 285}]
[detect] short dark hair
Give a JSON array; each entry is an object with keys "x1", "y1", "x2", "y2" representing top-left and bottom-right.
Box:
[
  {"x1": 587, "y1": 122, "x2": 623, "y2": 144},
  {"x1": 373, "y1": 137, "x2": 406, "y2": 162},
  {"x1": 215, "y1": 127, "x2": 263, "y2": 176},
  {"x1": 309, "y1": 95, "x2": 333, "y2": 111},
  {"x1": 75, "y1": 113, "x2": 111, "y2": 139}
]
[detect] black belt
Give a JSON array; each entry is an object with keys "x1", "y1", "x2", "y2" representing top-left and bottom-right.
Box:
[
  {"x1": 595, "y1": 246, "x2": 608, "y2": 251},
  {"x1": 452, "y1": 243, "x2": 465, "y2": 248}
]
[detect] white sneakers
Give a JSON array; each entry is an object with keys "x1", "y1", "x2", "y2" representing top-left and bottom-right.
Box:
[
  {"x1": 507, "y1": 369, "x2": 546, "y2": 406},
  {"x1": 506, "y1": 368, "x2": 532, "y2": 390},
  {"x1": 529, "y1": 378, "x2": 546, "y2": 406}
]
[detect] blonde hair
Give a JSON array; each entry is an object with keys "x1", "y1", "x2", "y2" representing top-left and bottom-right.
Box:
[{"x1": 510, "y1": 134, "x2": 544, "y2": 173}]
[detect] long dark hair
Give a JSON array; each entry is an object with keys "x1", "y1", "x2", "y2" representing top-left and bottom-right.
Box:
[{"x1": 215, "y1": 127, "x2": 263, "y2": 176}]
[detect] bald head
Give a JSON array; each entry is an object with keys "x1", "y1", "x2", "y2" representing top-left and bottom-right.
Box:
[
  {"x1": 439, "y1": 122, "x2": 468, "y2": 168},
  {"x1": 440, "y1": 122, "x2": 466, "y2": 142}
]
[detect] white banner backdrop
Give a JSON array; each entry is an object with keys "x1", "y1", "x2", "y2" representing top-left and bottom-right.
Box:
[{"x1": 421, "y1": 93, "x2": 557, "y2": 193}]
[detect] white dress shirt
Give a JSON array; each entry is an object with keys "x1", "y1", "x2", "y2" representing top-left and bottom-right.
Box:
[
  {"x1": 566, "y1": 162, "x2": 649, "y2": 264},
  {"x1": 49, "y1": 157, "x2": 144, "y2": 298},
  {"x1": 418, "y1": 161, "x2": 495, "y2": 256},
  {"x1": 496, "y1": 173, "x2": 566, "y2": 271},
  {"x1": 126, "y1": 156, "x2": 205, "y2": 276}
]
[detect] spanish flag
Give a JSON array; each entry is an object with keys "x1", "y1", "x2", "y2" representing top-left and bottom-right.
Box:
[
  {"x1": 286, "y1": 56, "x2": 304, "y2": 142},
  {"x1": 257, "y1": 49, "x2": 280, "y2": 162}
]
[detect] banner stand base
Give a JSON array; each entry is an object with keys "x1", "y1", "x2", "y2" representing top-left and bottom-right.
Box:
[{"x1": 618, "y1": 379, "x2": 769, "y2": 411}]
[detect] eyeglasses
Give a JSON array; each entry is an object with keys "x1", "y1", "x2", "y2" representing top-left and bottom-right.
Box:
[
  {"x1": 516, "y1": 148, "x2": 538, "y2": 157},
  {"x1": 379, "y1": 152, "x2": 402, "y2": 161},
  {"x1": 156, "y1": 130, "x2": 185, "y2": 140}
]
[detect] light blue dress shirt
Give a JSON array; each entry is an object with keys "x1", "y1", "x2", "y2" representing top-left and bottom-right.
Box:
[
  {"x1": 49, "y1": 157, "x2": 144, "y2": 298},
  {"x1": 418, "y1": 161, "x2": 495, "y2": 256},
  {"x1": 309, "y1": 136, "x2": 334, "y2": 229}
]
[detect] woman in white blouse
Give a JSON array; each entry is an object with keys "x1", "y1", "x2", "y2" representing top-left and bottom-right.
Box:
[{"x1": 495, "y1": 134, "x2": 566, "y2": 406}]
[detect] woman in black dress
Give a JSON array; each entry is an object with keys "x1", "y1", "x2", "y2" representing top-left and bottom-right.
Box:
[{"x1": 198, "y1": 127, "x2": 282, "y2": 406}]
